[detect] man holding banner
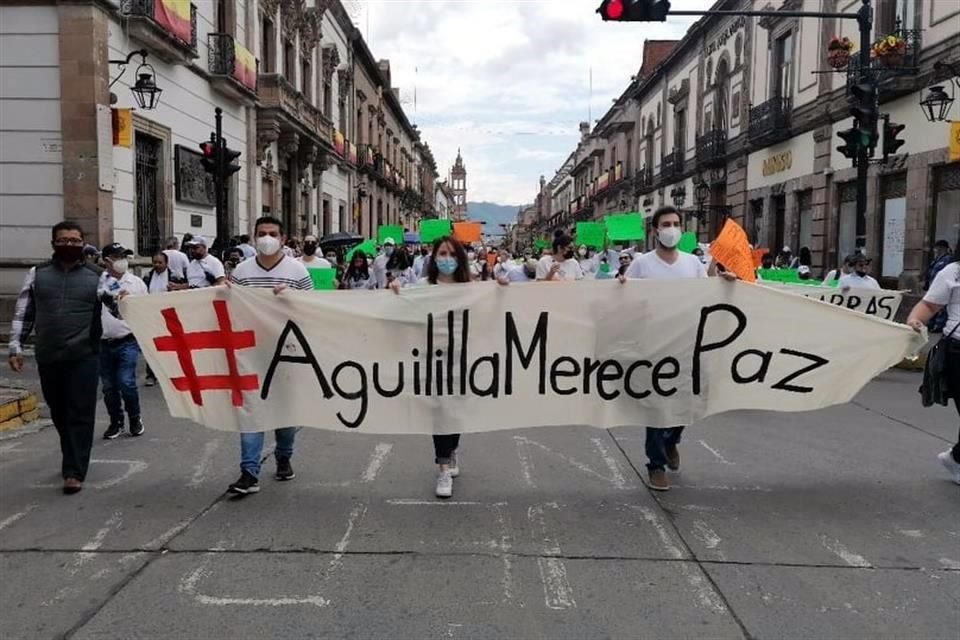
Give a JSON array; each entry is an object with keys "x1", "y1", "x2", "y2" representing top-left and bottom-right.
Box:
[
  {"x1": 619, "y1": 206, "x2": 709, "y2": 491},
  {"x1": 227, "y1": 216, "x2": 311, "y2": 495}
]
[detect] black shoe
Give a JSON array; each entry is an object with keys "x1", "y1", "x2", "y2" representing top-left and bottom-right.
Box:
[
  {"x1": 275, "y1": 456, "x2": 295, "y2": 481},
  {"x1": 228, "y1": 471, "x2": 260, "y2": 495},
  {"x1": 129, "y1": 416, "x2": 145, "y2": 437},
  {"x1": 103, "y1": 422, "x2": 124, "y2": 440},
  {"x1": 144, "y1": 376, "x2": 157, "y2": 387}
]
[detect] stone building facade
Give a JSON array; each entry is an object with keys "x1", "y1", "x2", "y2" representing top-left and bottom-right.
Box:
[{"x1": 520, "y1": 0, "x2": 960, "y2": 292}]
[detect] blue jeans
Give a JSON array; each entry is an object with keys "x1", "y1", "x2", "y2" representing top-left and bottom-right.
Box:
[
  {"x1": 646, "y1": 426, "x2": 684, "y2": 472},
  {"x1": 240, "y1": 428, "x2": 298, "y2": 478},
  {"x1": 100, "y1": 337, "x2": 141, "y2": 424}
]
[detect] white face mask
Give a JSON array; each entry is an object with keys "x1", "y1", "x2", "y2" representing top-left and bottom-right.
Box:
[
  {"x1": 467, "y1": 252, "x2": 476, "y2": 262},
  {"x1": 657, "y1": 227, "x2": 682, "y2": 249},
  {"x1": 111, "y1": 258, "x2": 128, "y2": 274},
  {"x1": 256, "y1": 235, "x2": 282, "y2": 256}
]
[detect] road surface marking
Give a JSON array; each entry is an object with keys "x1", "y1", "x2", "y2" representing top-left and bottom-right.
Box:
[
  {"x1": 386, "y1": 499, "x2": 485, "y2": 506},
  {"x1": 634, "y1": 506, "x2": 726, "y2": 613},
  {"x1": 692, "y1": 520, "x2": 725, "y2": 559},
  {"x1": 32, "y1": 459, "x2": 148, "y2": 490},
  {"x1": 361, "y1": 443, "x2": 393, "y2": 483},
  {"x1": 529, "y1": 503, "x2": 576, "y2": 610},
  {"x1": 679, "y1": 504, "x2": 721, "y2": 513},
  {"x1": 492, "y1": 502, "x2": 517, "y2": 603},
  {"x1": 188, "y1": 440, "x2": 220, "y2": 488},
  {"x1": 514, "y1": 436, "x2": 630, "y2": 489},
  {"x1": 698, "y1": 440, "x2": 734, "y2": 465},
  {"x1": 69, "y1": 511, "x2": 123, "y2": 574},
  {"x1": 119, "y1": 515, "x2": 201, "y2": 567},
  {"x1": 0, "y1": 503, "x2": 37, "y2": 531},
  {"x1": 331, "y1": 504, "x2": 367, "y2": 566},
  {"x1": 938, "y1": 558, "x2": 960, "y2": 570},
  {"x1": 514, "y1": 437, "x2": 536, "y2": 487},
  {"x1": 674, "y1": 484, "x2": 771, "y2": 492},
  {"x1": 590, "y1": 437, "x2": 628, "y2": 489},
  {"x1": 896, "y1": 529, "x2": 924, "y2": 538},
  {"x1": 819, "y1": 535, "x2": 872, "y2": 568}
]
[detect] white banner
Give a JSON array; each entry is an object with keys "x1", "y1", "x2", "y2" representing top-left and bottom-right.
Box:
[
  {"x1": 760, "y1": 283, "x2": 904, "y2": 320},
  {"x1": 120, "y1": 281, "x2": 923, "y2": 434}
]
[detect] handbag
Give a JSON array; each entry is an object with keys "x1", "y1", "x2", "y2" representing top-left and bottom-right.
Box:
[{"x1": 920, "y1": 321, "x2": 959, "y2": 408}]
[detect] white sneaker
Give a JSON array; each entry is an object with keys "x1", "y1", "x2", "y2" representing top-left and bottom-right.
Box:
[
  {"x1": 937, "y1": 450, "x2": 960, "y2": 485},
  {"x1": 449, "y1": 450, "x2": 461, "y2": 478},
  {"x1": 435, "y1": 470, "x2": 454, "y2": 498}
]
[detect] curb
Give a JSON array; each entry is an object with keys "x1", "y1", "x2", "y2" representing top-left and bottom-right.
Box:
[{"x1": 0, "y1": 386, "x2": 39, "y2": 432}]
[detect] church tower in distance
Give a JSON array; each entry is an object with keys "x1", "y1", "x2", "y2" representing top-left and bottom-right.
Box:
[{"x1": 450, "y1": 149, "x2": 467, "y2": 221}]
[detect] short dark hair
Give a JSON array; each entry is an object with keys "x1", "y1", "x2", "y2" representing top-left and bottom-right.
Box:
[
  {"x1": 153, "y1": 251, "x2": 168, "y2": 263},
  {"x1": 552, "y1": 234, "x2": 572, "y2": 253},
  {"x1": 51, "y1": 221, "x2": 83, "y2": 242},
  {"x1": 651, "y1": 206, "x2": 681, "y2": 228},
  {"x1": 239, "y1": 234, "x2": 250, "y2": 243},
  {"x1": 254, "y1": 216, "x2": 284, "y2": 235},
  {"x1": 934, "y1": 239, "x2": 950, "y2": 249}
]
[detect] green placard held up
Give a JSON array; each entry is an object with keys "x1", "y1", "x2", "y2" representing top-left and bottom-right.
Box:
[
  {"x1": 534, "y1": 238, "x2": 551, "y2": 251},
  {"x1": 346, "y1": 238, "x2": 377, "y2": 262},
  {"x1": 575, "y1": 222, "x2": 606, "y2": 249},
  {"x1": 605, "y1": 213, "x2": 645, "y2": 242},
  {"x1": 420, "y1": 219, "x2": 453, "y2": 244},
  {"x1": 309, "y1": 268, "x2": 337, "y2": 290},
  {"x1": 677, "y1": 231, "x2": 698, "y2": 253},
  {"x1": 377, "y1": 224, "x2": 404, "y2": 245}
]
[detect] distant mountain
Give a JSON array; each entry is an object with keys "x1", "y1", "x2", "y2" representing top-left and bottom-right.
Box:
[{"x1": 466, "y1": 202, "x2": 527, "y2": 236}]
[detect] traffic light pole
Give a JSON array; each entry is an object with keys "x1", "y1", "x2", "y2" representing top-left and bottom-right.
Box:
[{"x1": 212, "y1": 107, "x2": 226, "y2": 257}]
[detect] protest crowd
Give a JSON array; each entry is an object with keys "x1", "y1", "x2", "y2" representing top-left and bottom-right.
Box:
[{"x1": 8, "y1": 210, "x2": 960, "y2": 499}]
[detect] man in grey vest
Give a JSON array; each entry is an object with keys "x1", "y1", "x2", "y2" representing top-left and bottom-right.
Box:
[{"x1": 8, "y1": 221, "x2": 104, "y2": 494}]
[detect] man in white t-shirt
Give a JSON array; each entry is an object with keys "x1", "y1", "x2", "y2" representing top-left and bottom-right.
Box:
[
  {"x1": 838, "y1": 254, "x2": 881, "y2": 290},
  {"x1": 298, "y1": 235, "x2": 332, "y2": 270},
  {"x1": 227, "y1": 216, "x2": 312, "y2": 497},
  {"x1": 178, "y1": 236, "x2": 226, "y2": 289},
  {"x1": 162, "y1": 236, "x2": 190, "y2": 282},
  {"x1": 236, "y1": 234, "x2": 256, "y2": 260},
  {"x1": 536, "y1": 234, "x2": 584, "y2": 281},
  {"x1": 619, "y1": 206, "x2": 714, "y2": 491},
  {"x1": 372, "y1": 237, "x2": 396, "y2": 289},
  {"x1": 906, "y1": 250, "x2": 960, "y2": 485}
]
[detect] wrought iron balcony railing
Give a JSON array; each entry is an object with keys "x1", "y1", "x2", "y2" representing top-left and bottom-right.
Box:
[
  {"x1": 661, "y1": 149, "x2": 686, "y2": 181},
  {"x1": 695, "y1": 129, "x2": 727, "y2": 168},
  {"x1": 748, "y1": 96, "x2": 792, "y2": 146},
  {"x1": 120, "y1": 0, "x2": 198, "y2": 63},
  {"x1": 207, "y1": 33, "x2": 257, "y2": 101}
]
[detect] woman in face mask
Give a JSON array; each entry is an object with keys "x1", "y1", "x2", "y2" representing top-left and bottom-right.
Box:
[
  {"x1": 340, "y1": 251, "x2": 376, "y2": 290},
  {"x1": 384, "y1": 242, "x2": 416, "y2": 288},
  {"x1": 390, "y1": 236, "x2": 473, "y2": 498}
]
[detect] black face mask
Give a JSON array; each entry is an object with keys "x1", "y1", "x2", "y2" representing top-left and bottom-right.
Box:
[
  {"x1": 303, "y1": 243, "x2": 317, "y2": 256},
  {"x1": 420, "y1": 248, "x2": 429, "y2": 256},
  {"x1": 855, "y1": 268, "x2": 868, "y2": 276},
  {"x1": 53, "y1": 245, "x2": 84, "y2": 263}
]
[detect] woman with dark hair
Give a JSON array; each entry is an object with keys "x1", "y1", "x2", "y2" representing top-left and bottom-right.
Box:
[
  {"x1": 385, "y1": 243, "x2": 416, "y2": 287},
  {"x1": 340, "y1": 251, "x2": 376, "y2": 290},
  {"x1": 907, "y1": 237, "x2": 960, "y2": 485},
  {"x1": 391, "y1": 236, "x2": 471, "y2": 497}
]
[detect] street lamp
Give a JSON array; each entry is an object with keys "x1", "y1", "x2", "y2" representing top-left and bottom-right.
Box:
[
  {"x1": 920, "y1": 85, "x2": 954, "y2": 122},
  {"x1": 109, "y1": 49, "x2": 162, "y2": 110}
]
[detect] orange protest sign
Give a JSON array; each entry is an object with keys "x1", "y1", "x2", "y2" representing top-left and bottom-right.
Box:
[
  {"x1": 752, "y1": 248, "x2": 769, "y2": 268},
  {"x1": 452, "y1": 222, "x2": 482, "y2": 243},
  {"x1": 709, "y1": 218, "x2": 757, "y2": 283}
]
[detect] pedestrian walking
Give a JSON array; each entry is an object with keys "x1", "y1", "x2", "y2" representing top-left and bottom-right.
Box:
[
  {"x1": 536, "y1": 234, "x2": 584, "y2": 281},
  {"x1": 618, "y1": 206, "x2": 733, "y2": 491},
  {"x1": 227, "y1": 216, "x2": 313, "y2": 496},
  {"x1": 98, "y1": 243, "x2": 148, "y2": 440},
  {"x1": 162, "y1": 236, "x2": 189, "y2": 281},
  {"x1": 340, "y1": 251, "x2": 377, "y2": 290},
  {"x1": 906, "y1": 239, "x2": 960, "y2": 485},
  {"x1": 143, "y1": 251, "x2": 173, "y2": 386},
  {"x1": 839, "y1": 254, "x2": 881, "y2": 290},
  {"x1": 299, "y1": 235, "x2": 332, "y2": 270},
  {"x1": 925, "y1": 239, "x2": 953, "y2": 333},
  {"x1": 175, "y1": 236, "x2": 226, "y2": 290},
  {"x1": 390, "y1": 236, "x2": 474, "y2": 498},
  {"x1": 8, "y1": 222, "x2": 103, "y2": 494}
]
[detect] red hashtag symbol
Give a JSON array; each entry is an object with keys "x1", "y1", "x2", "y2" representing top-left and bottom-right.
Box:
[{"x1": 154, "y1": 300, "x2": 259, "y2": 407}]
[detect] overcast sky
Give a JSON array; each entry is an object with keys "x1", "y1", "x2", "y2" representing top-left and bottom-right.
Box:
[{"x1": 361, "y1": 0, "x2": 707, "y2": 205}]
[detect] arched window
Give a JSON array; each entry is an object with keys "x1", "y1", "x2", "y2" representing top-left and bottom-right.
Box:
[{"x1": 715, "y1": 57, "x2": 731, "y2": 130}]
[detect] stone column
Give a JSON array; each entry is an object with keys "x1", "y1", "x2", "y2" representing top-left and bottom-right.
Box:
[{"x1": 58, "y1": 1, "x2": 113, "y2": 247}]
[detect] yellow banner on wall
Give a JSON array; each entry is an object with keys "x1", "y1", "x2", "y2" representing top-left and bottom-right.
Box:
[
  {"x1": 112, "y1": 108, "x2": 132, "y2": 148},
  {"x1": 949, "y1": 122, "x2": 960, "y2": 162}
]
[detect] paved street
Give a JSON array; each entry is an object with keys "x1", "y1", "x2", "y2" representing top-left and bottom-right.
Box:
[{"x1": 0, "y1": 361, "x2": 957, "y2": 640}]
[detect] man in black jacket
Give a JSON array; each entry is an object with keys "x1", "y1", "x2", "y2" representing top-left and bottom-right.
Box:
[{"x1": 8, "y1": 221, "x2": 104, "y2": 494}]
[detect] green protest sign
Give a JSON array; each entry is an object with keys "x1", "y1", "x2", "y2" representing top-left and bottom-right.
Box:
[
  {"x1": 575, "y1": 222, "x2": 606, "y2": 249},
  {"x1": 534, "y1": 238, "x2": 551, "y2": 251},
  {"x1": 309, "y1": 268, "x2": 337, "y2": 290},
  {"x1": 377, "y1": 224, "x2": 404, "y2": 245},
  {"x1": 420, "y1": 219, "x2": 453, "y2": 244},
  {"x1": 677, "y1": 231, "x2": 698, "y2": 254},
  {"x1": 346, "y1": 238, "x2": 377, "y2": 262},
  {"x1": 605, "y1": 213, "x2": 645, "y2": 242}
]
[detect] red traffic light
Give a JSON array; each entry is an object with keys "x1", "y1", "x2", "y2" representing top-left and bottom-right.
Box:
[
  {"x1": 600, "y1": 0, "x2": 625, "y2": 19},
  {"x1": 199, "y1": 141, "x2": 216, "y2": 157}
]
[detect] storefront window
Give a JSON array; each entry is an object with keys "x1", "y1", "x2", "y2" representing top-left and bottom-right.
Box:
[
  {"x1": 880, "y1": 173, "x2": 907, "y2": 280},
  {"x1": 797, "y1": 190, "x2": 812, "y2": 254},
  {"x1": 932, "y1": 165, "x2": 960, "y2": 261},
  {"x1": 837, "y1": 182, "x2": 858, "y2": 259}
]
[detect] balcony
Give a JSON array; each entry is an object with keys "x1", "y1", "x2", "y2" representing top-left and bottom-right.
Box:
[
  {"x1": 661, "y1": 149, "x2": 685, "y2": 182},
  {"x1": 695, "y1": 129, "x2": 727, "y2": 169},
  {"x1": 207, "y1": 33, "x2": 257, "y2": 104},
  {"x1": 846, "y1": 28, "x2": 923, "y2": 94},
  {"x1": 257, "y1": 74, "x2": 333, "y2": 147},
  {"x1": 748, "y1": 96, "x2": 792, "y2": 147},
  {"x1": 120, "y1": 0, "x2": 198, "y2": 64},
  {"x1": 635, "y1": 166, "x2": 655, "y2": 194}
]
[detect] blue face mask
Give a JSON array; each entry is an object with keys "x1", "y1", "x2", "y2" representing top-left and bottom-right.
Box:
[{"x1": 436, "y1": 257, "x2": 458, "y2": 275}]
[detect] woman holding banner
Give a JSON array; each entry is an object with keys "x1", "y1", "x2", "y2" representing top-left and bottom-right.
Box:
[
  {"x1": 907, "y1": 241, "x2": 960, "y2": 485},
  {"x1": 390, "y1": 237, "x2": 474, "y2": 498},
  {"x1": 340, "y1": 251, "x2": 376, "y2": 290}
]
